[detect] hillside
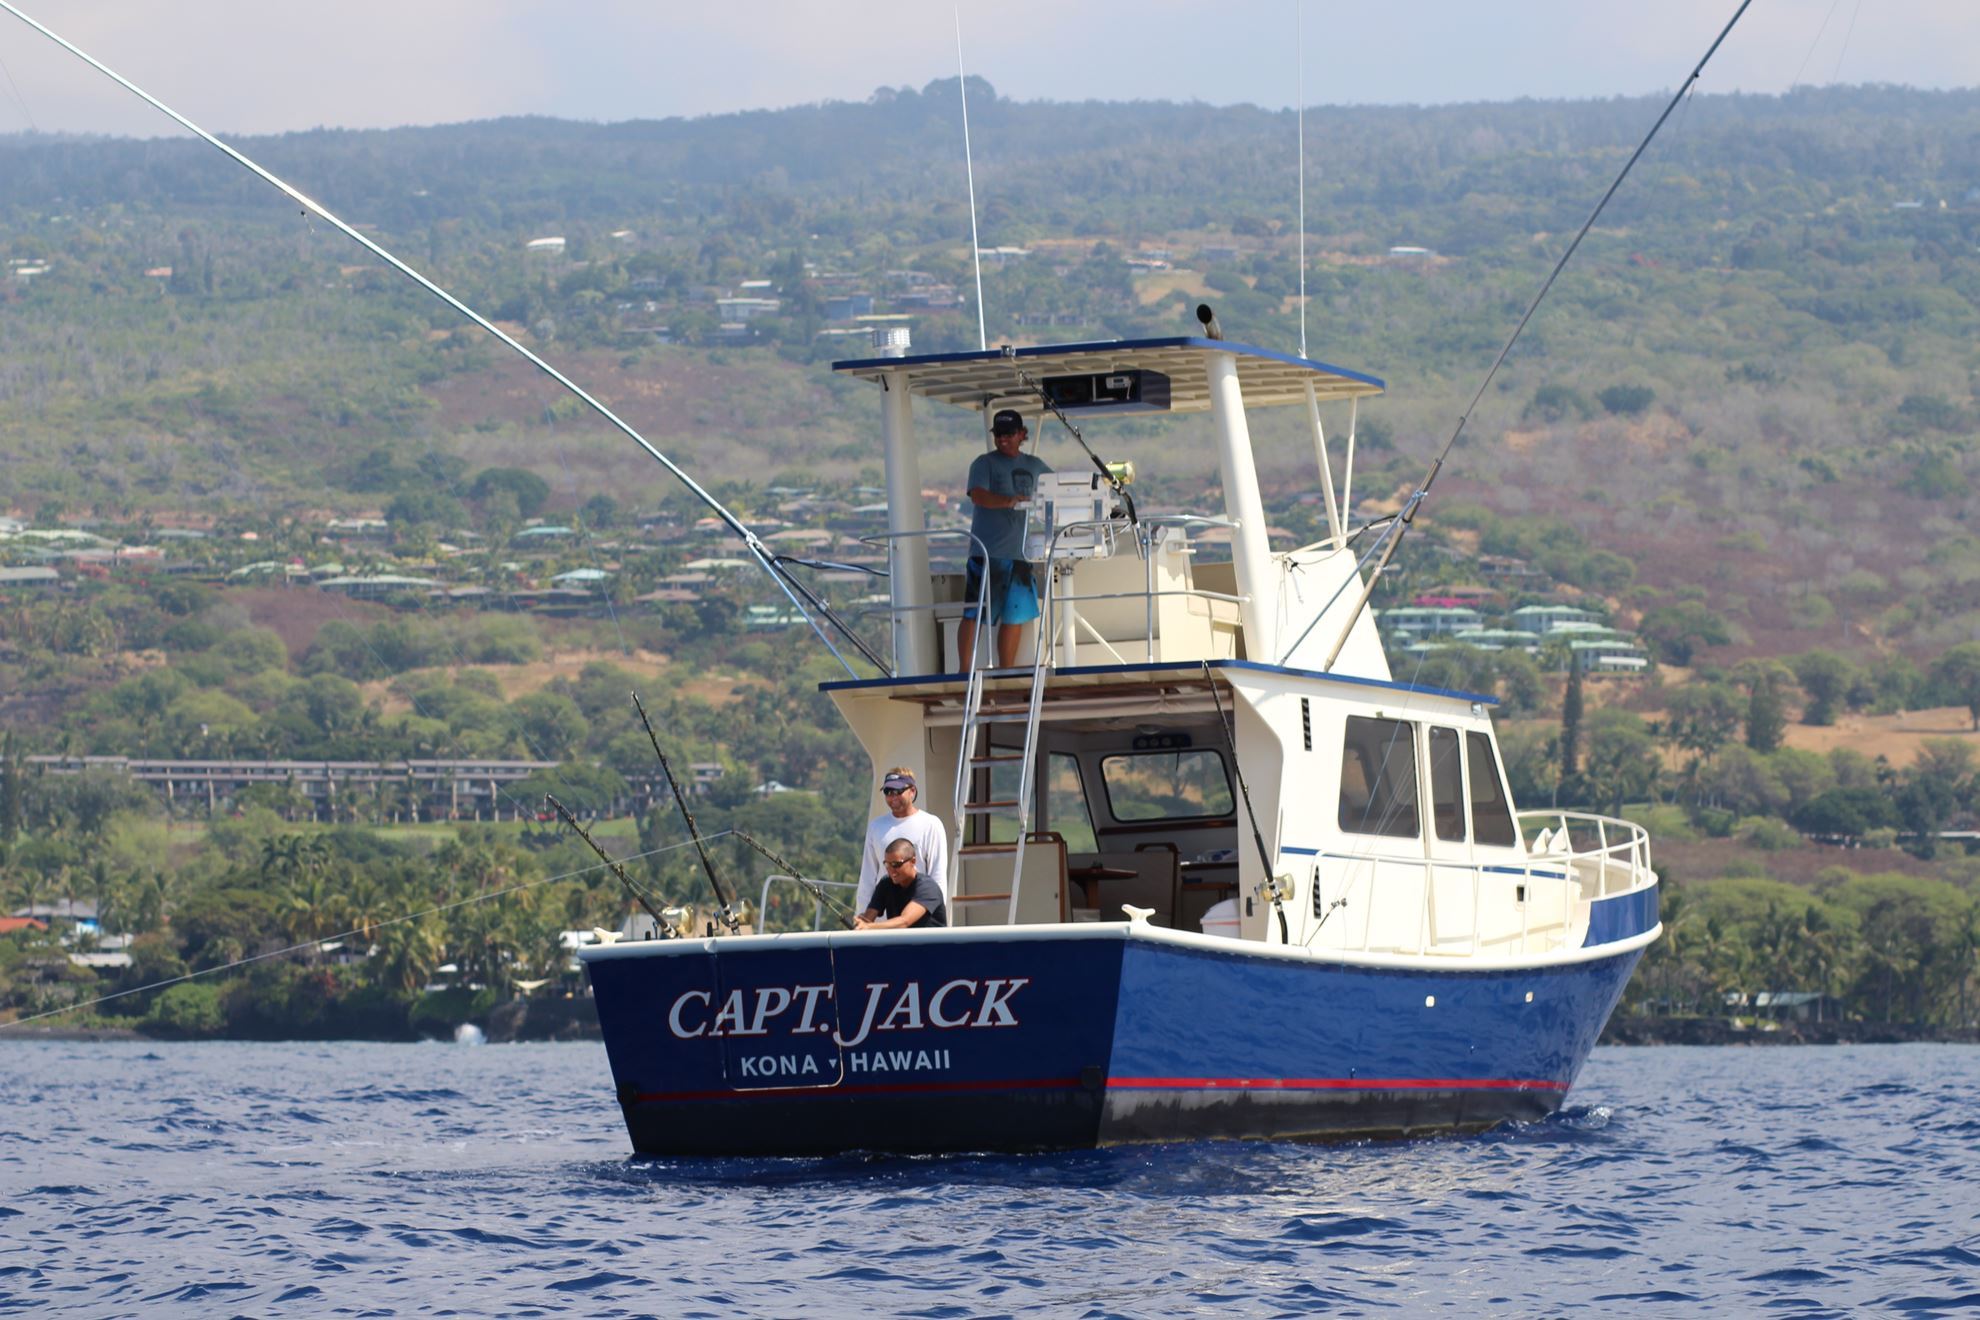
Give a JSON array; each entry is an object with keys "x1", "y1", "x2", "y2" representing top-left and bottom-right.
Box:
[{"x1": 2, "y1": 85, "x2": 1977, "y2": 665}]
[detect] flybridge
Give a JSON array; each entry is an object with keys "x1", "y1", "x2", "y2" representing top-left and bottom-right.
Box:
[{"x1": 831, "y1": 336, "x2": 1384, "y2": 413}]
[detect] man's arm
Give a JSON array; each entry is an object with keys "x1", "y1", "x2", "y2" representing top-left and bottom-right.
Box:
[
  {"x1": 968, "y1": 486, "x2": 1025, "y2": 510},
  {"x1": 860, "y1": 900, "x2": 928, "y2": 931}
]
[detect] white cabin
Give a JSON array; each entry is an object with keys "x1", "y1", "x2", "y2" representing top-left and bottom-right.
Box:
[{"x1": 811, "y1": 334, "x2": 1647, "y2": 958}]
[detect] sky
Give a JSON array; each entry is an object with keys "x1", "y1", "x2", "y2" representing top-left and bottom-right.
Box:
[{"x1": 0, "y1": 1, "x2": 1971, "y2": 139}]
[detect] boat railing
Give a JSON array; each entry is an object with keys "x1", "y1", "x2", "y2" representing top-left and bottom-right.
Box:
[
  {"x1": 1037, "y1": 513, "x2": 1247, "y2": 665},
  {"x1": 1515, "y1": 810, "x2": 1654, "y2": 900},
  {"x1": 756, "y1": 874, "x2": 860, "y2": 932},
  {"x1": 1316, "y1": 811, "x2": 1652, "y2": 956},
  {"x1": 857, "y1": 528, "x2": 992, "y2": 670}
]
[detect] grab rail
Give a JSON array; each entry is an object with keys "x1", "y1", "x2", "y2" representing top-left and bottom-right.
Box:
[{"x1": 757, "y1": 874, "x2": 859, "y2": 932}]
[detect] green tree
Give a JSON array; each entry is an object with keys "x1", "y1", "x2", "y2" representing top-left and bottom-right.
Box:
[
  {"x1": 1741, "y1": 665, "x2": 1791, "y2": 752},
  {"x1": 1639, "y1": 603, "x2": 1732, "y2": 667},
  {"x1": 1791, "y1": 650, "x2": 1857, "y2": 726},
  {"x1": 1560, "y1": 657, "x2": 1585, "y2": 788},
  {"x1": 1580, "y1": 709, "x2": 1660, "y2": 815},
  {"x1": 1930, "y1": 643, "x2": 1980, "y2": 731},
  {"x1": 0, "y1": 732, "x2": 21, "y2": 844}
]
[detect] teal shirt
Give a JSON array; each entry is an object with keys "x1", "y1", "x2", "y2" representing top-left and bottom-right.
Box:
[{"x1": 966, "y1": 451, "x2": 1052, "y2": 559}]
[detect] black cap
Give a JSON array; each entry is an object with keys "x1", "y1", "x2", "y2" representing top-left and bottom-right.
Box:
[{"x1": 991, "y1": 409, "x2": 1026, "y2": 436}]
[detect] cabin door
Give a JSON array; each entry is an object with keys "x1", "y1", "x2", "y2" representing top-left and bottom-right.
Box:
[{"x1": 1423, "y1": 725, "x2": 1480, "y2": 949}]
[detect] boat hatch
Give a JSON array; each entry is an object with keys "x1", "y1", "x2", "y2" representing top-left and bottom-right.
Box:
[{"x1": 709, "y1": 944, "x2": 848, "y2": 1092}]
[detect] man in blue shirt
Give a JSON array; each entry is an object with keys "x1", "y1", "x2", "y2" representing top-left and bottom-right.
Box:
[{"x1": 956, "y1": 409, "x2": 1052, "y2": 670}]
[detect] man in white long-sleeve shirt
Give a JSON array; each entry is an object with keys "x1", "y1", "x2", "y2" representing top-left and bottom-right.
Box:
[{"x1": 855, "y1": 767, "x2": 949, "y2": 914}]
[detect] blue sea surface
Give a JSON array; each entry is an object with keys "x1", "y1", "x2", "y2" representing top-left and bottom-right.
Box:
[{"x1": 2, "y1": 1041, "x2": 1977, "y2": 1316}]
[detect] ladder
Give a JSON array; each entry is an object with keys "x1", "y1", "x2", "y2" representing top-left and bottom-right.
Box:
[{"x1": 950, "y1": 570, "x2": 1056, "y2": 923}]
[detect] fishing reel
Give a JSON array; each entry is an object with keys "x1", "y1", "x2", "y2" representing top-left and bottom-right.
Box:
[{"x1": 1256, "y1": 874, "x2": 1295, "y2": 907}]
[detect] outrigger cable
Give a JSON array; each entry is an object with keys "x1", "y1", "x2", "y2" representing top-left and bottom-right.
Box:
[
  {"x1": 0, "y1": 0, "x2": 869, "y2": 682},
  {"x1": 545, "y1": 794, "x2": 675, "y2": 938},
  {"x1": 1319, "y1": 0, "x2": 1756, "y2": 672},
  {"x1": 632, "y1": 691, "x2": 742, "y2": 933},
  {"x1": 732, "y1": 828, "x2": 857, "y2": 930},
  {"x1": 1000, "y1": 349, "x2": 1139, "y2": 533},
  {"x1": 1203, "y1": 662, "x2": 1290, "y2": 944}
]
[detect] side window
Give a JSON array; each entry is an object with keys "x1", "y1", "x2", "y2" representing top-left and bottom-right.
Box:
[
  {"x1": 1428, "y1": 727, "x2": 1466, "y2": 842},
  {"x1": 1338, "y1": 716, "x2": 1421, "y2": 839},
  {"x1": 1466, "y1": 731, "x2": 1518, "y2": 847},
  {"x1": 1047, "y1": 754, "x2": 1098, "y2": 853}
]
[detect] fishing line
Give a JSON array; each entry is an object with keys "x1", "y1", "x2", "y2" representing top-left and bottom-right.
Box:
[
  {"x1": 0, "y1": 0, "x2": 863, "y2": 680},
  {"x1": 1789, "y1": 0, "x2": 1847, "y2": 91},
  {"x1": 0, "y1": 39, "x2": 35, "y2": 130},
  {"x1": 1317, "y1": 0, "x2": 1756, "y2": 672},
  {"x1": 1831, "y1": 0, "x2": 1862, "y2": 83},
  {"x1": 0, "y1": 831, "x2": 730, "y2": 1030}
]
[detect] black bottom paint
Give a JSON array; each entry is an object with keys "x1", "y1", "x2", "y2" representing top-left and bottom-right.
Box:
[{"x1": 618, "y1": 1083, "x2": 1561, "y2": 1156}]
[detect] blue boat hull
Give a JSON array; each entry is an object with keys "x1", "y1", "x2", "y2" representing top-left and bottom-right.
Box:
[{"x1": 583, "y1": 925, "x2": 1647, "y2": 1156}]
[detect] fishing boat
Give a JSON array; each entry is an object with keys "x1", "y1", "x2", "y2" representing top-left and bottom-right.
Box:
[
  {"x1": 0, "y1": 0, "x2": 1695, "y2": 1158},
  {"x1": 579, "y1": 331, "x2": 1661, "y2": 1155}
]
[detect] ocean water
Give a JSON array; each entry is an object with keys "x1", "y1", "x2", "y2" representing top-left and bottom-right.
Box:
[{"x1": 2, "y1": 1042, "x2": 1977, "y2": 1317}]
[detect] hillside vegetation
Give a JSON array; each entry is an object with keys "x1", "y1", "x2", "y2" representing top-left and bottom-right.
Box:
[{"x1": 4, "y1": 84, "x2": 1980, "y2": 1037}]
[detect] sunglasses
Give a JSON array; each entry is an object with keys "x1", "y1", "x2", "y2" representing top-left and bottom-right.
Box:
[
  {"x1": 882, "y1": 787, "x2": 910, "y2": 796},
  {"x1": 884, "y1": 859, "x2": 914, "y2": 869}
]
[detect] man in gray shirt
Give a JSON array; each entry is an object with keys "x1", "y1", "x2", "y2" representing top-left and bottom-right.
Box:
[{"x1": 955, "y1": 409, "x2": 1052, "y2": 670}]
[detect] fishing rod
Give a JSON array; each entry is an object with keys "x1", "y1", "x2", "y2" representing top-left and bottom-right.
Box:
[
  {"x1": 1202, "y1": 662, "x2": 1290, "y2": 944},
  {"x1": 545, "y1": 793, "x2": 676, "y2": 938},
  {"x1": 0, "y1": 0, "x2": 872, "y2": 682},
  {"x1": 732, "y1": 828, "x2": 857, "y2": 930},
  {"x1": 1319, "y1": 0, "x2": 1756, "y2": 671},
  {"x1": 631, "y1": 691, "x2": 743, "y2": 934},
  {"x1": 999, "y1": 349, "x2": 1139, "y2": 533}
]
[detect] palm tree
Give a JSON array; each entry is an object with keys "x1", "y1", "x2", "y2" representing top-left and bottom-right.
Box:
[{"x1": 372, "y1": 915, "x2": 445, "y2": 995}]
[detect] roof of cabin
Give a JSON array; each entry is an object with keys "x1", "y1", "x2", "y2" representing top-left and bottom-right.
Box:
[{"x1": 831, "y1": 337, "x2": 1383, "y2": 413}]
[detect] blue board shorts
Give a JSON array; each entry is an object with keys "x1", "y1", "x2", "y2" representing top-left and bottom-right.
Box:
[{"x1": 962, "y1": 556, "x2": 1040, "y2": 626}]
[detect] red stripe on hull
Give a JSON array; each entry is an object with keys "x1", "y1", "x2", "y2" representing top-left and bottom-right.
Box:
[{"x1": 1109, "y1": 1076, "x2": 1568, "y2": 1092}]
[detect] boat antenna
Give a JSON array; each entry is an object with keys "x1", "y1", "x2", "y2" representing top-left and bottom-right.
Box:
[
  {"x1": 632, "y1": 691, "x2": 742, "y2": 934},
  {"x1": 1319, "y1": 0, "x2": 1755, "y2": 671},
  {"x1": 732, "y1": 828, "x2": 857, "y2": 930},
  {"x1": 1000, "y1": 349, "x2": 1138, "y2": 530},
  {"x1": 1296, "y1": 0, "x2": 1307, "y2": 360},
  {"x1": 956, "y1": 6, "x2": 988, "y2": 352},
  {"x1": 0, "y1": 0, "x2": 870, "y2": 681},
  {"x1": 545, "y1": 794, "x2": 676, "y2": 938},
  {"x1": 1202, "y1": 662, "x2": 1291, "y2": 943}
]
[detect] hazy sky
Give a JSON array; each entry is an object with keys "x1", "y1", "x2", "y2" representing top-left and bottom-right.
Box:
[{"x1": 0, "y1": 1, "x2": 1970, "y2": 138}]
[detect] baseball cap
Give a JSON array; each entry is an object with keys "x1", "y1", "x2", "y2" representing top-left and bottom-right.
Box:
[
  {"x1": 881, "y1": 771, "x2": 916, "y2": 793},
  {"x1": 991, "y1": 409, "x2": 1026, "y2": 436}
]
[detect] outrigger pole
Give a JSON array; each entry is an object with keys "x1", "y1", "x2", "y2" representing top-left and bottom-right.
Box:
[
  {"x1": 0, "y1": 0, "x2": 874, "y2": 680},
  {"x1": 1319, "y1": 0, "x2": 1756, "y2": 672},
  {"x1": 631, "y1": 692, "x2": 743, "y2": 934}
]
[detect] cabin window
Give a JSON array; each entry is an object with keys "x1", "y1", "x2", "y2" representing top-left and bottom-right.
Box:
[
  {"x1": 1100, "y1": 750, "x2": 1234, "y2": 822},
  {"x1": 1466, "y1": 731, "x2": 1518, "y2": 846},
  {"x1": 1338, "y1": 716, "x2": 1420, "y2": 839},
  {"x1": 1428, "y1": 727, "x2": 1466, "y2": 842},
  {"x1": 1047, "y1": 753, "x2": 1098, "y2": 852}
]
